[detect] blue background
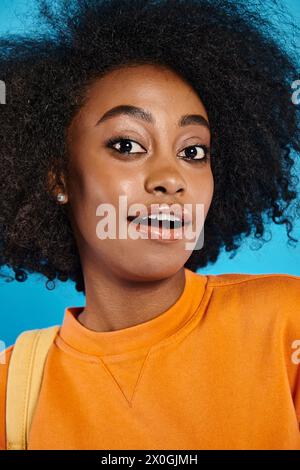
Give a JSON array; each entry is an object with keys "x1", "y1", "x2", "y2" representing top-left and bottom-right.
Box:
[{"x1": 0, "y1": 0, "x2": 299, "y2": 348}]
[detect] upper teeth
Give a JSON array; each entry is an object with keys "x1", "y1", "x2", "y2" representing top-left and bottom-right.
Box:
[{"x1": 141, "y1": 213, "x2": 181, "y2": 222}]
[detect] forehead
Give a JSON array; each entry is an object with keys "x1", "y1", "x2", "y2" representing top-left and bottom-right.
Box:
[{"x1": 77, "y1": 64, "x2": 209, "y2": 125}]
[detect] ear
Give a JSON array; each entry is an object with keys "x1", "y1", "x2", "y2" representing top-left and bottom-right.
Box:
[{"x1": 47, "y1": 167, "x2": 68, "y2": 200}]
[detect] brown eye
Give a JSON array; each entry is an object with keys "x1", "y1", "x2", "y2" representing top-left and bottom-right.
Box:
[
  {"x1": 178, "y1": 144, "x2": 210, "y2": 162},
  {"x1": 106, "y1": 137, "x2": 146, "y2": 155}
]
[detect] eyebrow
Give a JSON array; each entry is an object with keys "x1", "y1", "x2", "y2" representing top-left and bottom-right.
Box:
[{"x1": 95, "y1": 104, "x2": 210, "y2": 130}]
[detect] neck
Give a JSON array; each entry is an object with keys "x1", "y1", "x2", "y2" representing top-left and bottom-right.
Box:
[{"x1": 77, "y1": 265, "x2": 186, "y2": 332}]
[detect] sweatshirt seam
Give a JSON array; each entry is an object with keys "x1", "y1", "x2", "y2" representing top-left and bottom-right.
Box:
[
  {"x1": 207, "y1": 273, "x2": 300, "y2": 287},
  {"x1": 54, "y1": 334, "x2": 155, "y2": 364}
]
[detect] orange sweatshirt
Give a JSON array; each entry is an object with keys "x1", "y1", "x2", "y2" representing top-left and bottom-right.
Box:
[{"x1": 1, "y1": 268, "x2": 300, "y2": 450}]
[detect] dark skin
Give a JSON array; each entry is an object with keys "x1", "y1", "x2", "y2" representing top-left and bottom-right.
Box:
[{"x1": 50, "y1": 64, "x2": 214, "y2": 332}]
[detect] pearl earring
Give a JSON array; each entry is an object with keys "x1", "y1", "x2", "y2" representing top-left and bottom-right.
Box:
[{"x1": 56, "y1": 193, "x2": 66, "y2": 203}]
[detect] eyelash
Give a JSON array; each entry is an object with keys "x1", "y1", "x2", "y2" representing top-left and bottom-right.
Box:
[{"x1": 105, "y1": 135, "x2": 210, "y2": 163}]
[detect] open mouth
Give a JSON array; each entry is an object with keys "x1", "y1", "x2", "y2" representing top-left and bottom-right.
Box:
[{"x1": 127, "y1": 213, "x2": 185, "y2": 229}]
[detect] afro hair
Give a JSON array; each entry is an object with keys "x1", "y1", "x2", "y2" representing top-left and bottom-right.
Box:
[{"x1": 0, "y1": 0, "x2": 300, "y2": 294}]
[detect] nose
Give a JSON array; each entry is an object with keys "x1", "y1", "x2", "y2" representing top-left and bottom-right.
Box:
[{"x1": 144, "y1": 163, "x2": 187, "y2": 196}]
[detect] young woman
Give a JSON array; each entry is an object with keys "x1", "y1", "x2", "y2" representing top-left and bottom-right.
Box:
[{"x1": 0, "y1": 0, "x2": 300, "y2": 450}]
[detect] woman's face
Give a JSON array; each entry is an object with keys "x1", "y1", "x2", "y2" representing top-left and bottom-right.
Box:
[{"x1": 65, "y1": 64, "x2": 214, "y2": 281}]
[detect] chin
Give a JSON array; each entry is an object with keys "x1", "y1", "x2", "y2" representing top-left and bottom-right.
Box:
[{"x1": 121, "y1": 263, "x2": 186, "y2": 282}]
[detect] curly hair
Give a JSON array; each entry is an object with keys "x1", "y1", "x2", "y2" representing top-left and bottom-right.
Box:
[{"x1": 0, "y1": 0, "x2": 299, "y2": 295}]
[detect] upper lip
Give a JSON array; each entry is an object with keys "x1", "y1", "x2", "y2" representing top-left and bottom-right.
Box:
[{"x1": 127, "y1": 203, "x2": 192, "y2": 225}]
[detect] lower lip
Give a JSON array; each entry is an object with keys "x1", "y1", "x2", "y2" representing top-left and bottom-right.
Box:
[{"x1": 127, "y1": 219, "x2": 187, "y2": 242}]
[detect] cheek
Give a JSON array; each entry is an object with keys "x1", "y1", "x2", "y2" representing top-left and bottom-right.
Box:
[
  {"x1": 192, "y1": 170, "x2": 214, "y2": 217},
  {"x1": 67, "y1": 163, "x2": 142, "y2": 244}
]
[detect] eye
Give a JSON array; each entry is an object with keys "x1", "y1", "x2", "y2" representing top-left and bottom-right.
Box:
[
  {"x1": 105, "y1": 136, "x2": 210, "y2": 163},
  {"x1": 105, "y1": 136, "x2": 146, "y2": 155},
  {"x1": 178, "y1": 144, "x2": 210, "y2": 163}
]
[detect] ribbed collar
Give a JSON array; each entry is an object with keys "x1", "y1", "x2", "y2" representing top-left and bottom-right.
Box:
[{"x1": 58, "y1": 268, "x2": 208, "y2": 357}]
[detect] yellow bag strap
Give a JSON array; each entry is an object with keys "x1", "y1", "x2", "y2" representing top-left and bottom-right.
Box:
[{"x1": 6, "y1": 325, "x2": 60, "y2": 450}]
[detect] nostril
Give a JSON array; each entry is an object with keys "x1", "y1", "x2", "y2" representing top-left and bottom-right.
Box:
[{"x1": 154, "y1": 186, "x2": 166, "y2": 193}]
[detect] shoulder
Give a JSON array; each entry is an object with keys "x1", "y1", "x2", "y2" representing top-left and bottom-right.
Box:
[
  {"x1": 206, "y1": 271, "x2": 300, "y2": 290},
  {"x1": 206, "y1": 271, "x2": 300, "y2": 335},
  {"x1": 0, "y1": 344, "x2": 15, "y2": 450},
  {"x1": 206, "y1": 271, "x2": 300, "y2": 303},
  {"x1": 206, "y1": 273, "x2": 300, "y2": 420},
  {"x1": 206, "y1": 271, "x2": 300, "y2": 301}
]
